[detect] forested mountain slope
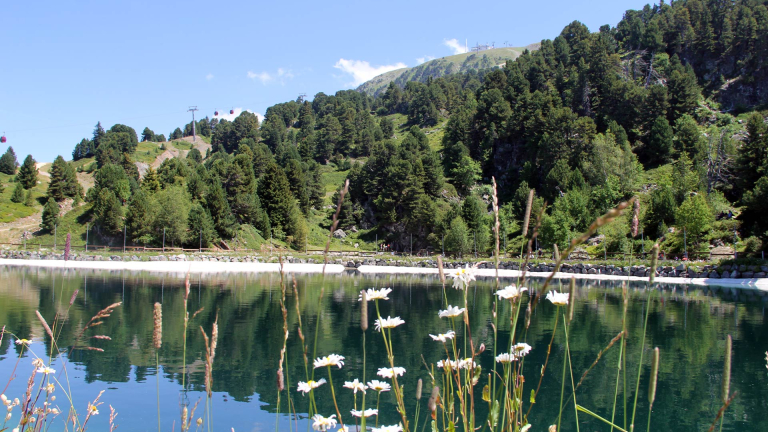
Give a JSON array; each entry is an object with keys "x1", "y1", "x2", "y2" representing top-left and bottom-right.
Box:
[{"x1": 10, "y1": 0, "x2": 768, "y2": 259}]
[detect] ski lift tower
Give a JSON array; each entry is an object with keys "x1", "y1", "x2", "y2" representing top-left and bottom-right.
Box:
[{"x1": 188, "y1": 106, "x2": 199, "y2": 142}]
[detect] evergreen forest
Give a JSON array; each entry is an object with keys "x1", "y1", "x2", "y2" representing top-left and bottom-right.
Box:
[{"x1": 3, "y1": 0, "x2": 768, "y2": 259}]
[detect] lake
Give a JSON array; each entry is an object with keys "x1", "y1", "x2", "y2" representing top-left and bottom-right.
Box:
[{"x1": 0, "y1": 267, "x2": 766, "y2": 432}]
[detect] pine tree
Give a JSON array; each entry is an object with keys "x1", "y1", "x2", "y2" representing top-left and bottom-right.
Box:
[
  {"x1": 125, "y1": 190, "x2": 155, "y2": 244},
  {"x1": 206, "y1": 180, "x2": 237, "y2": 239},
  {"x1": 92, "y1": 122, "x2": 106, "y2": 149},
  {"x1": 47, "y1": 156, "x2": 81, "y2": 201},
  {"x1": 24, "y1": 190, "x2": 34, "y2": 207},
  {"x1": 94, "y1": 189, "x2": 123, "y2": 234},
  {"x1": 647, "y1": 116, "x2": 674, "y2": 165},
  {"x1": 188, "y1": 204, "x2": 216, "y2": 247},
  {"x1": 11, "y1": 182, "x2": 24, "y2": 203},
  {"x1": 141, "y1": 167, "x2": 161, "y2": 193},
  {"x1": 0, "y1": 147, "x2": 18, "y2": 175},
  {"x1": 257, "y1": 163, "x2": 295, "y2": 236},
  {"x1": 41, "y1": 197, "x2": 59, "y2": 232},
  {"x1": 17, "y1": 155, "x2": 38, "y2": 190},
  {"x1": 668, "y1": 63, "x2": 700, "y2": 121}
]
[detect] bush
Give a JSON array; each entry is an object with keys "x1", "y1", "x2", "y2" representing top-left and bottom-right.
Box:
[{"x1": 740, "y1": 236, "x2": 763, "y2": 256}]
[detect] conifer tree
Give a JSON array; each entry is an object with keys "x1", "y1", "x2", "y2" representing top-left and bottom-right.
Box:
[
  {"x1": 257, "y1": 163, "x2": 295, "y2": 236},
  {"x1": 17, "y1": 155, "x2": 38, "y2": 190},
  {"x1": 142, "y1": 166, "x2": 162, "y2": 193},
  {"x1": 47, "y1": 156, "x2": 82, "y2": 201},
  {"x1": 188, "y1": 204, "x2": 216, "y2": 248},
  {"x1": 125, "y1": 190, "x2": 155, "y2": 243},
  {"x1": 0, "y1": 146, "x2": 18, "y2": 174},
  {"x1": 41, "y1": 197, "x2": 59, "y2": 232},
  {"x1": 647, "y1": 116, "x2": 673, "y2": 165},
  {"x1": 94, "y1": 189, "x2": 123, "y2": 234},
  {"x1": 24, "y1": 190, "x2": 34, "y2": 207},
  {"x1": 206, "y1": 180, "x2": 236, "y2": 238},
  {"x1": 11, "y1": 182, "x2": 25, "y2": 203}
]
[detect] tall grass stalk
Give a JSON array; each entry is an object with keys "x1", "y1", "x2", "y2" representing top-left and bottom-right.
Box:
[
  {"x1": 153, "y1": 302, "x2": 163, "y2": 432},
  {"x1": 610, "y1": 283, "x2": 629, "y2": 432},
  {"x1": 360, "y1": 291, "x2": 368, "y2": 432},
  {"x1": 630, "y1": 289, "x2": 653, "y2": 432},
  {"x1": 491, "y1": 178, "x2": 501, "y2": 402},
  {"x1": 719, "y1": 335, "x2": 732, "y2": 432},
  {"x1": 646, "y1": 347, "x2": 659, "y2": 432}
]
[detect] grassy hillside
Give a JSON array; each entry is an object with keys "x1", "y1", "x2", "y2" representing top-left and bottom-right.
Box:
[{"x1": 357, "y1": 44, "x2": 540, "y2": 96}]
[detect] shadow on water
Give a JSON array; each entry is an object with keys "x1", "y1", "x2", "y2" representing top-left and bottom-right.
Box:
[{"x1": 0, "y1": 267, "x2": 766, "y2": 431}]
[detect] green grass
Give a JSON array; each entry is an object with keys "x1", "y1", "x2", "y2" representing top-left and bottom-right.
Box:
[
  {"x1": 70, "y1": 157, "x2": 95, "y2": 172},
  {"x1": 0, "y1": 173, "x2": 48, "y2": 224},
  {"x1": 32, "y1": 204, "x2": 92, "y2": 247},
  {"x1": 321, "y1": 167, "x2": 350, "y2": 201},
  {"x1": 134, "y1": 141, "x2": 166, "y2": 164}
]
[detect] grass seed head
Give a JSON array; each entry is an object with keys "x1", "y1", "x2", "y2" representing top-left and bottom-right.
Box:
[
  {"x1": 427, "y1": 386, "x2": 440, "y2": 412},
  {"x1": 360, "y1": 291, "x2": 368, "y2": 331},
  {"x1": 153, "y1": 302, "x2": 162, "y2": 350},
  {"x1": 567, "y1": 277, "x2": 576, "y2": 323},
  {"x1": 416, "y1": 378, "x2": 423, "y2": 400},
  {"x1": 722, "y1": 334, "x2": 732, "y2": 403},
  {"x1": 649, "y1": 347, "x2": 659, "y2": 405},
  {"x1": 522, "y1": 189, "x2": 535, "y2": 237},
  {"x1": 650, "y1": 244, "x2": 659, "y2": 284}
]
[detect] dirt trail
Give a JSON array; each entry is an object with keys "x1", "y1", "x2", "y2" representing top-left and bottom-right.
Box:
[{"x1": 0, "y1": 199, "x2": 75, "y2": 242}]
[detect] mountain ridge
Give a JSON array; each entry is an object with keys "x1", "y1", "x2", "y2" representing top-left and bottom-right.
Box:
[{"x1": 357, "y1": 44, "x2": 540, "y2": 96}]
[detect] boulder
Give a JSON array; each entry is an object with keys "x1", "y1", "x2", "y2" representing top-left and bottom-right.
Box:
[{"x1": 333, "y1": 229, "x2": 346, "y2": 239}]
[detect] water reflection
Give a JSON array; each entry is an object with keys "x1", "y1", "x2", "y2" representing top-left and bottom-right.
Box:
[{"x1": 0, "y1": 267, "x2": 766, "y2": 432}]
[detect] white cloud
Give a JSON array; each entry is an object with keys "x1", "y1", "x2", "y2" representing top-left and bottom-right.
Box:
[
  {"x1": 248, "y1": 68, "x2": 294, "y2": 85},
  {"x1": 205, "y1": 73, "x2": 214, "y2": 81},
  {"x1": 334, "y1": 58, "x2": 407, "y2": 86},
  {"x1": 213, "y1": 108, "x2": 264, "y2": 124},
  {"x1": 416, "y1": 55, "x2": 436, "y2": 65},
  {"x1": 248, "y1": 71, "x2": 273, "y2": 84},
  {"x1": 444, "y1": 38, "x2": 468, "y2": 55}
]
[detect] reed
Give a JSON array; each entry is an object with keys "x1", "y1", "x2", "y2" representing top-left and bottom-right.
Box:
[
  {"x1": 719, "y1": 335, "x2": 732, "y2": 432},
  {"x1": 153, "y1": 302, "x2": 162, "y2": 432},
  {"x1": 323, "y1": 179, "x2": 349, "y2": 275},
  {"x1": 522, "y1": 189, "x2": 534, "y2": 238},
  {"x1": 646, "y1": 347, "x2": 659, "y2": 432}
]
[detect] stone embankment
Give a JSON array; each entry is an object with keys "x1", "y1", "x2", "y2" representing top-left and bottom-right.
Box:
[{"x1": 2, "y1": 251, "x2": 766, "y2": 280}]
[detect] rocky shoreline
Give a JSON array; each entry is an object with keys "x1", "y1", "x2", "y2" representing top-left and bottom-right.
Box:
[{"x1": 2, "y1": 251, "x2": 765, "y2": 280}]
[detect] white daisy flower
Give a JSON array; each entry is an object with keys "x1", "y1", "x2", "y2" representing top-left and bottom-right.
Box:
[
  {"x1": 546, "y1": 290, "x2": 569, "y2": 306},
  {"x1": 450, "y1": 264, "x2": 476, "y2": 290},
  {"x1": 375, "y1": 316, "x2": 405, "y2": 332},
  {"x1": 343, "y1": 378, "x2": 367, "y2": 394},
  {"x1": 457, "y1": 358, "x2": 477, "y2": 370},
  {"x1": 495, "y1": 353, "x2": 517, "y2": 363},
  {"x1": 351, "y1": 408, "x2": 378, "y2": 418},
  {"x1": 429, "y1": 331, "x2": 456, "y2": 342},
  {"x1": 366, "y1": 380, "x2": 391, "y2": 392},
  {"x1": 438, "y1": 305, "x2": 466, "y2": 318},
  {"x1": 437, "y1": 359, "x2": 458, "y2": 370},
  {"x1": 377, "y1": 367, "x2": 406, "y2": 379},
  {"x1": 512, "y1": 343, "x2": 532, "y2": 357},
  {"x1": 495, "y1": 285, "x2": 528, "y2": 300},
  {"x1": 36, "y1": 367, "x2": 55, "y2": 375},
  {"x1": 311, "y1": 414, "x2": 337, "y2": 431},
  {"x1": 372, "y1": 425, "x2": 403, "y2": 432},
  {"x1": 313, "y1": 354, "x2": 345, "y2": 369},
  {"x1": 15, "y1": 339, "x2": 31, "y2": 346},
  {"x1": 359, "y1": 288, "x2": 393, "y2": 301},
  {"x1": 297, "y1": 379, "x2": 327, "y2": 394}
]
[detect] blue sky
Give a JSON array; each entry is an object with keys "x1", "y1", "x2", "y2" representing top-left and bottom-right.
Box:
[{"x1": 1, "y1": 0, "x2": 650, "y2": 162}]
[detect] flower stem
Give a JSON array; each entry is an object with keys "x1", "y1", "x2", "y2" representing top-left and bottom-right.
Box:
[{"x1": 326, "y1": 365, "x2": 344, "y2": 429}]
